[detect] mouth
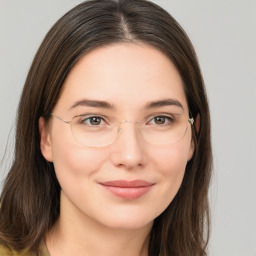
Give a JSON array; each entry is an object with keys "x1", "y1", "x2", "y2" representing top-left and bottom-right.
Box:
[{"x1": 99, "y1": 180, "x2": 155, "y2": 200}]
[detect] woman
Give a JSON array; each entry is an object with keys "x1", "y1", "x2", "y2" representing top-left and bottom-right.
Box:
[{"x1": 0, "y1": 0, "x2": 212, "y2": 255}]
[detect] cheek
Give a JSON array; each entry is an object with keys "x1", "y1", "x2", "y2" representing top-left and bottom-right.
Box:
[
  {"x1": 148, "y1": 141, "x2": 191, "y2": 209},
  {"x1": 152, "y1": 141, "x2": 190, "y2": 175},
  {"x1": 154, "y1": 128, "x2": 193, "y2": 179},
  {"x1": 51, "y1": 135, "x2": 107, "y2": 191}
]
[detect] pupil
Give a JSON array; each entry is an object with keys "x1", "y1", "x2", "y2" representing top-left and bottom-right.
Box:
[
  {"x1": 155, "y1": 116, "x2": 165, "y2": 124},
  {"x1": 90, "y1": 117, "x2": 101, "y2": 125}
]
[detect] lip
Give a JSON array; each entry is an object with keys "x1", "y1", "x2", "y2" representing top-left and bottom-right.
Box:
[{"x1": 99, "y1": 180, "x2": 155, "y2": 200}]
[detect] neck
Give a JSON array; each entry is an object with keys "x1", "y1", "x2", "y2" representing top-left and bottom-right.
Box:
[{"x1": 46, "y1": 192, "x2": 152, "y2": 256}]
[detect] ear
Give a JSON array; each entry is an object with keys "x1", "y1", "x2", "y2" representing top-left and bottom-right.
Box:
[
  {"x1": 187, "y1": 113, "x2": 200, "y2": 161},
  {"x1": 195, "y1": 113, "x2": 200, "y2": 133},
  {"x1": 39, "y1": 117, "x2": 53, "y2": 162}
]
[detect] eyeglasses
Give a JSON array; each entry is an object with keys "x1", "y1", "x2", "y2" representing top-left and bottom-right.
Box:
[{"x1": 50, "y1": 112, "x2": 194, "y2": 147}]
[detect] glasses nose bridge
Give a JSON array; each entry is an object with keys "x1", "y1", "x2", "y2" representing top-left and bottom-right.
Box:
[
  {"x1": 118, "y1": 119, "x2": 142, "y2": 129},
  {"x1": 117, "y1": 120, "x2": 143, "y2": 135},
  {"x1": 115, "y1": 120, "x2": 146, "y2": 147}
]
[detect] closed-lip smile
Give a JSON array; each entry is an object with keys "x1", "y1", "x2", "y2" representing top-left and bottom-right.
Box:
[{"x1": 99, "y1": 180, "x2": 155, "y2": 200}]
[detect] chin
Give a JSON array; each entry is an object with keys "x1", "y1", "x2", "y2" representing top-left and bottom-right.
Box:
[
  {"x1": 95, "y1": 208, "x2": 157, "y2": 231},
  {"x1": 104, "y1": 219, "x2": 153, "y2": 231}
]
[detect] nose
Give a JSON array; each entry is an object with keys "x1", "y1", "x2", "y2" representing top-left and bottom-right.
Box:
[{"x1": 109, "y1": 121, "x2": 147, "y2": 170}]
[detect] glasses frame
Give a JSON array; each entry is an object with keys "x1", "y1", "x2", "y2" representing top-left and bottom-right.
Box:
[{"x1": 49, "y1": 113, "x2": 194, "y2": 147}]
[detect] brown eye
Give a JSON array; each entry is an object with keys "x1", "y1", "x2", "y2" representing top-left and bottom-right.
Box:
[
  {"x1": 90, "y1": 117, "x2": 102, "y2": 125},
  {"x1": 82, "y1": 116, "x2": 104, "y2": 126},
  {"x1": 154, "y1": 116, "x2": 166, "y2": 125},
  {"x1": 147, "y1": 115, "x2": 174, "y2": 126}
]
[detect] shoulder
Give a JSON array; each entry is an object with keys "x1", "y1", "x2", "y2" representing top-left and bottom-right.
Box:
[
  {"x1": 0, "y1": 242, "x2": 32, "y2": 256},
  {"x1": 0, "y1": 240, "x2": 49, "y2": 256}
]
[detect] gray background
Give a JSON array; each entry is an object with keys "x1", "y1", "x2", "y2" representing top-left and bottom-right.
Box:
[{"x1": 0, "y1": 0, "x2": 255, "y2": 255}]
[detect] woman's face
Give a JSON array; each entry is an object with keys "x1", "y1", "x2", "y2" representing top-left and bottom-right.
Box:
[{"x1": 40, "y1": 43, "x2": 194, "y2": 231}]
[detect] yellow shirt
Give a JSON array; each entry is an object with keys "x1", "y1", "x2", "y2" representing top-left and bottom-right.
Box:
[{"x1": 0, "y1": 241, "x2": 50, "y2": 256}]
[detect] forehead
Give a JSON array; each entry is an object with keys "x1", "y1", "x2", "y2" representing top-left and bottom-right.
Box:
[{"x1": 54, "y1": 43, "x2": 188, "y2": 113}]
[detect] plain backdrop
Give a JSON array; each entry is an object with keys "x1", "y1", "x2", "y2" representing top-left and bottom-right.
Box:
[{"x1": 0, "y1": 1, "x2": 255, "y2": 255}]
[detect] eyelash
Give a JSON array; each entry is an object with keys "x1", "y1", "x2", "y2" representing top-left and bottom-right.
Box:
[
  {"x1": 81, "y1": 116, "x2": 108, "y2": 126},
  {"x1": 78, "y1": 113, "x2": 177, "y2": 126},
  {"x1": 147, "y1": 115, "x2": 174, "y2": 126}
]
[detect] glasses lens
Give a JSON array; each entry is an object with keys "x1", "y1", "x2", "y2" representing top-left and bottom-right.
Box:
[
  {"x1": 70, "y1": 115, "x2": 190, "y2": 147},
  {"x1": 141, "y1": 120, "x2": 189, "y2": 145},
  {"x1": 71, "y1": 116, "x2": 118, "y2": 147}
]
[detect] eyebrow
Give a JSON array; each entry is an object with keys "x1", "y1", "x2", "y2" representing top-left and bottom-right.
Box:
[
  {"x1": 69, "y1": 98, "x2": 184, "y2": 111},
  {"x1": 69, "y1": 99, "x2": 115, "y2": 110},
  {"x1": 145, "y1": 98, "x2": 184, "y2": 110}
]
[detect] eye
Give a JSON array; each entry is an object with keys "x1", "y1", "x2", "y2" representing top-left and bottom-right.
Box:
[
  {"x1": 81, "y1": 116, "x2": 106, "y2": 126},
  {"x1": 147, "y1": 115, "x2": 174, "y2": 125}
]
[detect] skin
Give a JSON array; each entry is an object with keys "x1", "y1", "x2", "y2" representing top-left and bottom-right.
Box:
[{"x1": 39, "y1": 43, "x2": 194, "y2": 256}]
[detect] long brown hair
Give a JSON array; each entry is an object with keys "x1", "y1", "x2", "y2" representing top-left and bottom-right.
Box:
[{"x1": 0, "y1": 0, "x2": 212, "y2": 255}]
